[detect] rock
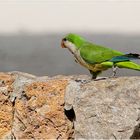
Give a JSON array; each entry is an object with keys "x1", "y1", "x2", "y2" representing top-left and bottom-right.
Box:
[
  {"x1": 0, "y1": 72, "x2": 74, "y2": 139},
  {"x1": 64, "y1": 77, "x2": 140, "y2": 139},
  {"x1": 0, "y1": 72, "x2": 140, "y2": 139},
  {"x1": 0, "y1": 73, "x2": 14, "y2": 139}
]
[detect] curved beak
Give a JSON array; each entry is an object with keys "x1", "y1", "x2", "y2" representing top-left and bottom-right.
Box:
[{"x1": 61, "y1": 40, "x2": 66, "y2": 48}]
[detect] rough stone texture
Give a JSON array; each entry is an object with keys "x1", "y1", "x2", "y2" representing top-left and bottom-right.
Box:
[
  {"x1": 0, "y1": 72, "x2": 74, "y2": 139},
  {"x1": 65, "y1": 77, "x2": 140, "y2": 139},
  {"x1": 0, "y1": 73, "x2": 14, "y2": 139},
  {"x1": 0, "y1": 72, "x2": 140, "y2": 139}
]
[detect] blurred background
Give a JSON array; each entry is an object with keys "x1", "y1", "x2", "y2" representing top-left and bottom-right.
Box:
[{"x1": 0, "y1": 0, "x2": 140, "y2": 77}]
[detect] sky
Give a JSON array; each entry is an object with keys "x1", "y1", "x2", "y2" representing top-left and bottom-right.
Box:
[{"x1": 0, "y1": 0, "x2": 140, "y2": 34}]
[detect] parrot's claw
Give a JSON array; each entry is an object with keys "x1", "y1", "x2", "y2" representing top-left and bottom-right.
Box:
[{"x1": 93, "y1": 77, "x2": 108, "y2": 81}]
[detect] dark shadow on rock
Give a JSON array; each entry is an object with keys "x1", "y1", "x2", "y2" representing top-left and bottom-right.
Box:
[
  {"x1": 130, "y1": 123, "x2": 140, "y2": 139},
  {"x1": 64, "y1": 107, "x2": 76, "y2": 122}
]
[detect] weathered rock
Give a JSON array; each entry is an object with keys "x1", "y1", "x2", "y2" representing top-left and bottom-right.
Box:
[
  {"x1": 0, "y1": 73, "x2": 14, "y2": 139},
  {"x1": 0, "y1": 71, "x2": 140, "y2": 139},
  {"x1": 0, "y1": 72, "x2": 74, "y2": 139},
  {"x1": 65, "y1": 77, "x2": 140, "y2": 139}
]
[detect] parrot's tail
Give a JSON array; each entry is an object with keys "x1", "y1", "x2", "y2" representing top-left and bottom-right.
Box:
[
  {"x1": 112, "y1": 53, "x2": 140, "y2": 71},
  {"x1": 116, "y1": 61, "x2": 140, "y2": 71},
  {"x1": 124, "y1": 53, "x2": 140, "y2": 59},
  {"x1": 102, "y1": 53, "x2": 140, "y2": 71},
  {"x1": 110, "y1": 53, "x2": 140, "y2": 62}
]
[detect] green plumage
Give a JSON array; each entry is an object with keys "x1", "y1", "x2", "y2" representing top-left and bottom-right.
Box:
[
  {"x1": 62, "y1": 33, "x2": 140, "y2": 79},
  {"x1": 80, "y1": 43, "x2": 123, "y2": 64}
]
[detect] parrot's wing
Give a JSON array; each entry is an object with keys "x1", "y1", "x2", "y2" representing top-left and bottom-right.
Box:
[{"x1": 80, "y1": 43, "x2": 123, "y2": 64}]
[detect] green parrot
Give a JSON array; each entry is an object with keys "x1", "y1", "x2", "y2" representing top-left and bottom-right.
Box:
[{"x1": 61, "y1": 33, "x2": 140, "y2": 79}]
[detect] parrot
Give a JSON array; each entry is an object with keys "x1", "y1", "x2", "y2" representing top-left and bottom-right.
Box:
[{"x1": 61, "y1": 33, "x2": 140, "y2": 79}]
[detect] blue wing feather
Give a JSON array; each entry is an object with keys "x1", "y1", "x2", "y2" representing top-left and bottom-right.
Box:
[{"x1": 110, "y1": 53, "x2": 140, "y2": 63}]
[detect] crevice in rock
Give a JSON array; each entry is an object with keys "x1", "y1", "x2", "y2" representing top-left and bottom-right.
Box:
[
  {"x1": 21, "y1": 91, "x2": 31, "y2": 101},
  {"x1": 11, "y1": 97, "x2": 17, "y2": 140},
  {"x1": 130, "y1": 123, "x2": 140, "y2": 139},
  {"x1": 11, "y1": 97, "x2": 16, "y2": 107},
  {"x1": 64, "y1": 107, "x2": 76, "y2": 122},
  {"x1": 11, "y1": 131, "x2": 16, "y2": 140},
  {"x1": 67, "y1": 129, "x2": 74, "y2": 140},
  {"x1": 15, "y1": 109, "x2": 27, "y2": 131}
]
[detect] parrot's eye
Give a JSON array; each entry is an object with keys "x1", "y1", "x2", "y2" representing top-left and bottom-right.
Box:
[{"x1": 63, "y1": 38, "x2": 67, "y2": 41}]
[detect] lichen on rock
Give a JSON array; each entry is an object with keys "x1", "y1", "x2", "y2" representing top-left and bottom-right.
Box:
[{"x1": 0, "y1": 72, "x2": 74, "y2": 139}]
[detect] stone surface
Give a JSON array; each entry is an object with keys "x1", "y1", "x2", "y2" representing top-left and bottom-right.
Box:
[
  {"x1": 0, "y1": 72, "x2": 74, "y2": 139},
  {"x1": 64, "y1": 77, "x2": 140, "y2": 139},
  {"x1": 0, "y1": 71, "x2": 140, "y2": 139},
  {"x1": 0, "y1": 73, "x2": 14, "y2": 139}
]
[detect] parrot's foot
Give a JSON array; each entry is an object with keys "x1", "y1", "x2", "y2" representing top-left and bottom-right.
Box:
[
  {"x1": 93, "y1": 77, "x2": 108, "y2": 81},
  {"x1": 75, "y1": 77, "x2": 108, "y2": 83}
]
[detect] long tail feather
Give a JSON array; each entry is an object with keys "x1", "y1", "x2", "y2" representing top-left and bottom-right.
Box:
[
  {"x1": 110, "y1": 53, "x2": 140, "y2": 62},
  {"x1": 124, "y1": 53, "x2": 140, "y2": 59},
  {"x1": 116, "y1": 61, "x2": 140, "y2": 71}
]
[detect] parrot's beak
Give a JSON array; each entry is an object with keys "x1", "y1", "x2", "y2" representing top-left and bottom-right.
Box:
[{"x1": 61, "y1": 39, "x2": 66, "y2": 48}]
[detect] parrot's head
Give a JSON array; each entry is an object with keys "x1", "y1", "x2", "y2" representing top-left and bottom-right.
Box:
[{"x1": 61, "y1": 33, "x2": 86, "y2": 52}]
